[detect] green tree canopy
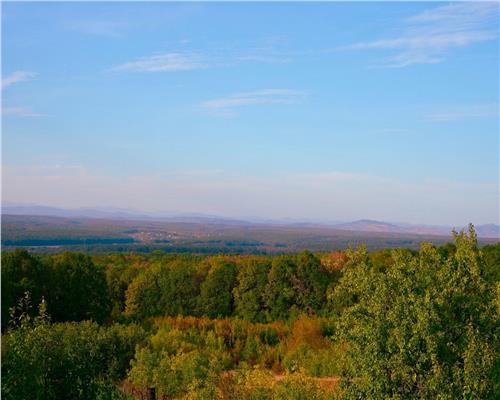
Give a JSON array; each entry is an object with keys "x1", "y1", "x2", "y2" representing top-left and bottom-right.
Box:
[
  {"x1": 233, "y1": 257, "x2": 271, "y2": 322},
  {"x1": 264, "y1": 256, "x2": 298, "y2": 320},
  {"x1": 1, "y1": 249, "x2": 47, "y2": 329},
  {"x1": 45, "y1": 252, "x2": 110, "y2": 323},
  {"x1": 336, "y1": 226, "x2": 499, "y2": 399},
  {"x1": 198, "y1": 257, "x2": 238, "y2": 318}
]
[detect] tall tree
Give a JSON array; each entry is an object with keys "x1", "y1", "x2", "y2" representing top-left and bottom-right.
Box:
[
  {"x1": 233, "y1": 257, "x2": 271, "y2": 322},
  {"x1": 1, "y1": 249, "x2": 46, "y2": 329},
  {"x1": 263, "y1": 256, "x2": 297, "y2": 320},
  {"x1": 46, "y1": 253, "x2": 110, "y2": 323},
  {"x1": 336, "y1": 226, "x2": 499, "y2": 399},
  {"x1": 294, "y1": 251, "x2": 330, "y2": 314},
  {"x1": 198, "y1": 258, "x2": 238, "y2": 318}
]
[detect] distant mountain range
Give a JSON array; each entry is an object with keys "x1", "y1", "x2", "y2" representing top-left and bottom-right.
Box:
[
  {"x1": 2, "y1": 203, "x2": 499, "y2": 238},
  {"x1": 332, "y1": 219, "x2": 499, "y2": 238},
  {"x1": 1, "y1": 203, "x2": 250, "y2": 225}
]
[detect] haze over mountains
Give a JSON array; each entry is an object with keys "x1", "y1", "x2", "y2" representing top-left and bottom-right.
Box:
[{"x1": 3, "y1": 202, "x2": 498, "y2": 239}]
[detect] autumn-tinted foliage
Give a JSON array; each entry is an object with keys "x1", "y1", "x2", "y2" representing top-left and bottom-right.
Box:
[{"x1": 1, "y1": 226, "x2": 498, "y2": 399}]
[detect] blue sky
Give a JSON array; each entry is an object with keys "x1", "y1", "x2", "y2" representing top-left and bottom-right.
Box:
[{"x1": 2, "y1": 1, "x2": 499, "y2": 225}]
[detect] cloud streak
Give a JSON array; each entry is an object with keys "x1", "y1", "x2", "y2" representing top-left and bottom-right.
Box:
[
  {"x1": 108, "y1": 41, "x2": 297, "y2": 74},
  {"x1": 201, "y1": 89, "x2": 306, "y2": 115},
  {"x1": 342, "y1": 2, "x2": 498, "y2": 68},
  {"x1": 110, "y1": 52, "x2": 205, "y2": 72},
  {"x1": 2, "y1": 71, "x2": 37, "y2": 89}
]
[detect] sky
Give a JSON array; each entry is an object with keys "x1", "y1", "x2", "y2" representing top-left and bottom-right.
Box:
[{"x1": 2, "y1": 1, "x2": 499, "y2": 225}]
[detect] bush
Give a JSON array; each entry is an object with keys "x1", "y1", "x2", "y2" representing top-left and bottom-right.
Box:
[
  {"x1": 128, "y1": 325, "x2": 231, "y2": 398},
  {"x1": 218, "y1": 367, "x2": 336, "y2": 400},
  {"x1": 1, "y1": 299, "x2": 145, "y2": 400},
  {"x1": 282, "y1": 345, "x2": 342, "y2": 377},
  {"x1": 274, "y1": 373, "x2": 334, "y2": 400}
]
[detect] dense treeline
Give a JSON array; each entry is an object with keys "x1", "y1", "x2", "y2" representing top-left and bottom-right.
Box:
[
  {"x1": 1, "y1": 227, "x2": 499, "y2": 399},
  {"x1": 123, "y1": 252, "x2": 338, "y2": 322},
  {"x1": 2, "y1": 251, "x2": 110, "y2": 328},
  {"x1": 2, "y1": 250, "x2": 342, "y2": 327}
]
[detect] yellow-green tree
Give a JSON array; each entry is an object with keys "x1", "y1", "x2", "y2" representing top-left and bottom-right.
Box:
[{"x1": 336, "y1": 226, "x2": 499, "y2": 399}]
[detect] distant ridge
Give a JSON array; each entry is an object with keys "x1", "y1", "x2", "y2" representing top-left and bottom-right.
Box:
[
  {"x1": 1, "y1": 203, "x2": 250, "y2": 226},
  {"x1": 2, "y1": 203, "x2": 498, "y2": 238},
  {"x1": 332, "y1": 219, "x2": 449, "y2": 236},
  {"x1": 474, "y1": 224, "x2": 500, "y2": 239},
  {"x1": 331, "y1": 219, "x2": 499, "y2": 239},
  {"x1": 333, "y1": 219, "x2": 409, "y2": 233}
]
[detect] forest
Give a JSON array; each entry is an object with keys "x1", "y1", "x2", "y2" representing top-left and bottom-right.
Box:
[
  {"x1": 4, "y1": 214, "x2": 478, "y2": 255},
  {"x1": 1, "y1": 226, "x2": 499, "y2": 399}
]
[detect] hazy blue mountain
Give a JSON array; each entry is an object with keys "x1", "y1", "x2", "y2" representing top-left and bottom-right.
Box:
[{"x1": 2, "y1": 203, "x2": 498, "y2": 238}]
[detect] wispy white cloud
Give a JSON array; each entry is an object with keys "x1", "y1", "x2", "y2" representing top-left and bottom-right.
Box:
[
  {"x1": 425, "y1": 103, "x2": 499, "y2": 122},
  {"x1": 201, "y1": 89, "x2": 306, "y2": 115},
  {"x1": 109, "y1": 52, "x2": 205, "y2": 72},
  {"x1": 2, "y1": 71, "x2": 37, "y2": 89},
  {"x1": 342, "y1": 2, "x2": 498, "y2": 68},
  {"x1": 234, "y1": 44, "x2": 296, "y2": 64},
  {"x1": 108, "y1": 41, "x2": 296, "y2": 74},
  {"x1": 407, "y1": 2, "x2": 497, "y2": 25},
  {"x1": 2, "y1": 107, "x2": 45, "y2": 118}
]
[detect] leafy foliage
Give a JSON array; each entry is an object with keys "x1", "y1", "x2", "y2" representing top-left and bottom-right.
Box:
[
  {"x1": 335, "y1": 226, "x2": 499, "y2": 399},
  {"x1": 2, "y1": 250, "x2": 111, "y2": 328},
  {"x1": 45, "y1": 252, "x2": 111, "y2": 323},
  {"x1": 233, "y1": 257, "x2": 271, "y2": 322},
  {"x1": 198, "y1": 258, "x2": 238, "y2": 318},
  {"x1": 1, "y1": 297, "x2": 145, "y2": 400},
  {"x1": 2, "y1": 226, "x2": 498, "y2": 399},
  {"x1": 125, "y1": 256, "x2": 205, "y2": 319},
  {"x1": 1, "y1": 249, "x2": 47, "y2": 328}
]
